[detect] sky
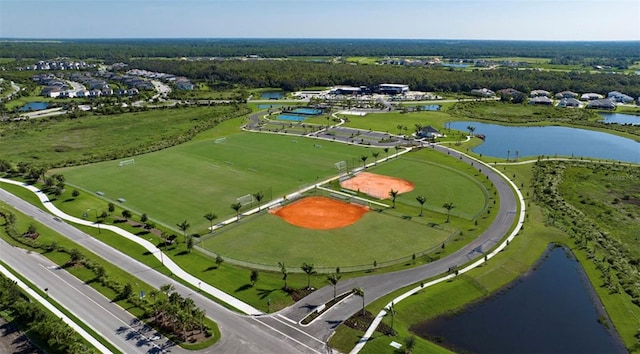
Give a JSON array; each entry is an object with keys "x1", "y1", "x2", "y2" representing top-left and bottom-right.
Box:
[{"x1": 1, "y1": 0, "x2": 639, "y2": 41}]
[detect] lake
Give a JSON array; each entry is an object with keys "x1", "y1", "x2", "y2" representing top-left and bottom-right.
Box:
[
  {"x1": 260, "y1": 91, "x2": 284, "y2": 100},
  {"x1": 411, "y1": 246, "x2": 626, "y2": 354},
  {"x1": 600, "y1": 113, "x2": 640, "y2": 126},
  {"x1": 450, "y1": 121, "x2": 640, "y2": 163},
  {"x1": 18, "y1": 101, "x2": 49, "y2": 112}
]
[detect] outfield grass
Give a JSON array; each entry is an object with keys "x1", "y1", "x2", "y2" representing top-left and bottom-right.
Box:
[
  {"x1": 58, "y1": 132, "x2": 376, "y2": 232},
  {"x1": 367, "y1": 150, "x2": 490, "y2": 220},
  {"x1": 199, "y1": 207, "x2": 454, "y2": 269}
]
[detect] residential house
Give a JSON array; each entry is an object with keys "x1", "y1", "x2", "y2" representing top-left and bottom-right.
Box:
[
  {"x1": 580, "y1": 93, "x2": 604, "y2": 101},
  {"x1": 530, "y1": 89, "x2": 551, "y2": 97},
  {"x1": 607, "y1": 91, "x2": 635, "y2": 103},
  {"x1": 554, "y1": 91, "x2": 578, "y2": 99},
  {"x1": 529, "y1": 96, "x2": 553, "y2": 105},
  {"x1": 557, "y1": 98, "x2": 582, "y2": 108},
  {"x1": 470, "y1": 88, "x2": 495, "y2": 97},
  {"x1": 586, "y1": 98, "x2": 616, "y2": 110}
]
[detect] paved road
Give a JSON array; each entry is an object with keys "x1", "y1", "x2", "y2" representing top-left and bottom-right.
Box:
[
  {"x1": 273, "y1": 143, "x2": 518, "y2": 342},
  {"x1": 0, "y1": 235, "x2": 171, "y2": 354},
  {"x1": 0, "y1": 188, "x2": 321, "y2": 353},
  {"x1": 0, "y1": 112, "x2": 519, "y2": 353}
]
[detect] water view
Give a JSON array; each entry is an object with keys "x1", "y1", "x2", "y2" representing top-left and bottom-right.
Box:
[
  {"x1": 18, "y1": 101, "x2": 49, "y2": 112},
  {"x1": 411, "y1": 246, "x2": 626, "y2": 354},
  {"x1": 601, "y1": 113, "x2": 640, "y2": 126},
  {"x1": 260, "y1": 91, "x2": 284, "y2": 100},
  {"x1": 449, "y1": 121, "x2": 640, "y2": 163}
]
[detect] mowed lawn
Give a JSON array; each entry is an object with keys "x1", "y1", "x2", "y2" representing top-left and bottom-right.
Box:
[
  {"x1": 366, "y1": 149, "x2": 490, "y2": 219},
  {"x1": 200, "y1": 209, "x2": 453, "y2": 268},
  {"x1": 58, "y1": 132, "x2": 375, "y2": 231}
]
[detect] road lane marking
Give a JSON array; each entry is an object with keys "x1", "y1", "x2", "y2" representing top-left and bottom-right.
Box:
[
  {"x1": 40, "y1": 264, "x2": 163, "y2": 353},
  {"x1": 252, "y1": 318, "x2": 322, "y2": 354}
]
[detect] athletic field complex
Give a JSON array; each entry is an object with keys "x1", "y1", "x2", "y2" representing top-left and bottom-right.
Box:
[{"x1": 58, "y1": 129, "x2": 493, "y2": 270}]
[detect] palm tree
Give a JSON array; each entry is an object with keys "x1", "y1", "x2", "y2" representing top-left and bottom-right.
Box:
[
  {"x1": 231, "y1": 202, "x2": 242, "y2": 221},
  {"x1": 416, "y1": 195, "x2": 427, "y2": 216},
  {"x1": 394, "y1": 145, "x2": 400, "y2": 158},
  {"x1": 353, "y1": 287, "x2": 365, "y2": 316},
  {"x1": 301, "y1": 263, "x2": 316, "y2": 290},
  {"x1": 278, "y1": 262, "x2": 288, "y2": 290},
  {"x1": 250, "y1": 270, "x2": 259, "y2": 286},
  {"x1": 385, "y1": 301, "x2": 396, "y2": 335},
  {"x1": 176, "y1": 220, "x2": 190, "y2": 244},
  {"x1": 186, "y1": 235, "x2": 194, "y2": 253},
  {"x1": 203, "y1": 212, "x2": 217, "y2": 233},
  {"x1": 467, "y1": 125, "x2": 476, "y2": 137},
  {"x1": 160, "y1": 283, "x2": 175, "y2": 296},
  {"x1": 327, "y1": 273, "x2": 341, "y2": 300},
  {"x1": 389, "y1": 189, "x2": 398, "y2": 208},
  {"x1": 253, "y1": 191, "x2": 264, "y2": 211},
  {"x1": 372, "y1": 151, "x2": 380, "y2": 165},
  {"x1": 360, "y1": 155, "x2": 368, "y2": 168},
  {"x1": 215, "y1": 255, "x2": 224, "y2": 268},
  {"x1": 404, "y1": 335, "x2": 416, "y2": 354},
  {"x1": 443, "y1": 202, "x2": 455, "y2": 223},
  {"x1": 414, "y1": 123, "x2": 423, "y2": 135},
  {"x1": 384, "y1": 147, "x2": 389, "y2": 159}
]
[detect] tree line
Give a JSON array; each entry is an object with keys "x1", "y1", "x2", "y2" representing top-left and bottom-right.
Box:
[
  {"x1": 2, "y1": 39, "x2": 638, "y2": 63},
  {"x1": 130, "y1": 59, "x2": 640, "y2": 97}
]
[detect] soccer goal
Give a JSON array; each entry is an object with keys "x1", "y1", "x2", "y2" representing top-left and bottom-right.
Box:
[
  {"x1": 118, "y1": 159, "x2": 135, "y2": 167},
  {"x1": 335, "y1": 160, "x2": 347, "y2": 176},
  {"x1": 236, "y1": 194, "x2": 255, "y2": 206},
  {"x1": 215, "y1": 137, "x2": 227, "y2": 144}
]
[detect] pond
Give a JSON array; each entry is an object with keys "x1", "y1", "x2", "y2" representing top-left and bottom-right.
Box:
[
  {"x1": 449, "y1": 121, "x2": 640, "y2": 163},
  {"x1": 260, "y1": 91, "x2": 284, "y2": 100},
  {"x1": 411, "y1": 246, "x2": 626, "y2": 354},
  {"x1": 441, "y1": 63, "x2": 470, "y2": 68},
  {"x1": 18, "y1": 101, "x2": 49, "y2": 112},
  {"x1": 600, "y1": 113, "x2": 640, "y2": 126}
]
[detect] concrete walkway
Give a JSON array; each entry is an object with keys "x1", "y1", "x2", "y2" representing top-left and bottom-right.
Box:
[{"x1": 0, "y1": 177, "x2": 263, "y2": 316}]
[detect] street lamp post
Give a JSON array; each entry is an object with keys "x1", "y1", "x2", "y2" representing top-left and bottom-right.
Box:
[{"x1": 87, "y1": 208, "x2": 101, "y2": 234}]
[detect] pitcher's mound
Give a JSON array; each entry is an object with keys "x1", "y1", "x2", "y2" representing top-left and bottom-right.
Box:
[
  {"x1": 271, "y1": 196, "x2": 369, "y2": 230},
  {"x1": 340, "y1": 172, "x2": 414, "y2": 199}
]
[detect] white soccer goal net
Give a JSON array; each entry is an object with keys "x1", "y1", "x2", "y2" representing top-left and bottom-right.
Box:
[
  {"x1": 118, "y1": 159, "x2": 135, "y2": 167},
  {"x1": 236, "y1": 194, "x2": 255, "y2": 206},
  {"x1": 335, "y1": 160, "x2": 347, "y2": 175}
]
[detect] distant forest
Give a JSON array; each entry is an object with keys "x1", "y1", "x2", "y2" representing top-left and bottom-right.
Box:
[
  {"x1": 131, "y1": 59, "x2": 640, "y2": 97},
  {"x1": 1, "y1": 38, "x2": 639, "y2": 64}
]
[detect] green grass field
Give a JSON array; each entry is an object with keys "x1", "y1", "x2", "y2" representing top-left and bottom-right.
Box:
[
  {"x1": 1, "y1": 105, "x2": 248, "y2": 166},
  {"x1": 367, "y1": 151, "x2": 489, "y2": 219},
  {"x1": 58, "y1": 132, "x2": 376, "y2": 232},
  {"x1": 199, "y1": 207, "x2": 454, "y2": 269}
]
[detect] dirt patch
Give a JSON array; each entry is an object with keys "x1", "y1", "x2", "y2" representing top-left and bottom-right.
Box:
[
  {"x1": 270, "y1": 196, "x2": 368, "y2": 230},
  {"x1": 340, "y1": 172, "x2": 414, "y2": 200}
]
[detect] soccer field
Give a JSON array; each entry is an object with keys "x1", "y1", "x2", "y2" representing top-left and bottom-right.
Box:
[{"x1": 59, "y1": 132, "x2": 375, "y2": 231}]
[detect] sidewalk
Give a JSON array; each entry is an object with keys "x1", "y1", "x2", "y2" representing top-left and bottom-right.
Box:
[{"x1": 0, "y1": 177, "x2": 263, "y2": 316}]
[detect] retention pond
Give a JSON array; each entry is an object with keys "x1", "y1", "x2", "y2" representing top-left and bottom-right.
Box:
[{"x1": 411, "y1": 246, "x2": 626, "y2": 353}]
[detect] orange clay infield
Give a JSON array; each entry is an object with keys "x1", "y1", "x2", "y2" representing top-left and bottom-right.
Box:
[
  {"x1": 270, "y1": 196, "x2": 369, "y2": 230},
  {"x1": 339, "y1": 172, "x2": 415, "y2": 200}
]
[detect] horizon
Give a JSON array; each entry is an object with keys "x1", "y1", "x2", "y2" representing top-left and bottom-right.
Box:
[
  {"x1": 1, "y1": 37, "x2": 640, "y2": 43},
  {"x1": 1, "y1": 0, "x2": 639, "y2": 41}
]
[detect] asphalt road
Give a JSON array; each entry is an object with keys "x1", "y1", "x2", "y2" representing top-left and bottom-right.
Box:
[
  {"x1": 0, "y1": 117, "x2": 519, "y2": 353},
  {"x1": 0, "y1": 235, "x2": 169, "y2": 354},
  {"x1": 0, "y1": 188, "x2": 320, "y2": 354},
  {"x1": 274, "y1": 143, "x2": 518, "y2": 341}
]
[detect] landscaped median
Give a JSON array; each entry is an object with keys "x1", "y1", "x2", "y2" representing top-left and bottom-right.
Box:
[{"x1": 0, "y1": 190, "x2": 221, "y2": 350}]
